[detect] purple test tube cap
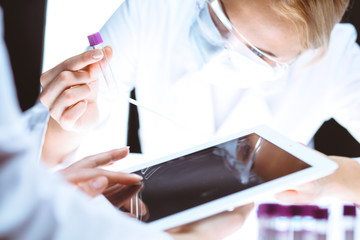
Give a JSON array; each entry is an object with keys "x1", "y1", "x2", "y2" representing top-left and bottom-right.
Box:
[
  {"x1": 88, "y1": 32, "x2": 103, "y2": 47},
  {"x1": 277, "y1": 205, "x2": 291, "y2": 217},
  {"x1": 257, "y1": 203, "x2": 279, "y2": 218},
  {"x1": 289, "y1": 205, "x2": 303, "y2": 216},
  {"x1": 343, "y1": 205, "x2": 357, "y2": 217},
  {"x1": 313, "y1": 208, "x2": 329, "y2": 220},
  {"x1": 301, "y1": 205, "x2": 319, "y2": 217}
]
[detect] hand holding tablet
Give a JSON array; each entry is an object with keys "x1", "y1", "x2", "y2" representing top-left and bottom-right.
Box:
[{"x1": 277, "y1": 155, "x2": 360, "y2": 206}]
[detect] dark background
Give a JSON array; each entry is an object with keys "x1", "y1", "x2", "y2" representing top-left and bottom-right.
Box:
[
  {"x1": 0, "y1": 0, "x2": 359, "y2": 156},
  {"x1": 0, "y1": 0, "x2": 47, "y2": 111}
]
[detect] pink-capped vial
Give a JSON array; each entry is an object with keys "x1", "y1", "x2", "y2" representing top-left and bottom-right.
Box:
[
  {"x1": 300, "y1": 205, "x2": 319, "y2": 240},
  {"x1": 289, "y1": 205, "x2": 304, "y2": 240},
  {"x1": 343, "y1": 205, "x2": 357, "y2": 240},
  {"x1": 257, "y1": 204, "x2": 291, "y2": 240},
  {"x1": 257, "y1": 203, "x2": 279, "y2": 240},
  {"x1": 313, "y1": 208, "x2": 329, "y2": 240},
  {"x1": 273, "y1": 205, "x2": 291, "y2": 240},
  {"x1": 88, "y1": 32, "x2": 119, "y2": 97}
]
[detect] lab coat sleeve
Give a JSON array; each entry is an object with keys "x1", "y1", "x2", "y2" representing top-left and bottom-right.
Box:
[
  {"x1": 327, "y1": 24, "x2": 360, "y2": 143},
  {"x1": 0, "y1": 124, "x2": 173, "y2": 240},
  {"x1": 22, "y1": 101, "x2": 50, "y2": 162},
  {"x1": 0, "y1": 10, "x2": 172, "y2": 239},
  {"x1": 100, "y1": 0, "x2": 140, "y2": 90}
]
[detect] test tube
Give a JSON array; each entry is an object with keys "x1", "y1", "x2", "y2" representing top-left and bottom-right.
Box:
[
  {"x1": 257, "y1": 203, "x2": 279, "y2": 240},
  {"x1": 313, "y1": 208, "x2": 329, "y2": 240},
  {"x1": 343, "y1": 205, "x2": 357, "y2": 240},
  {"x1": 273, "y1": 205, "x2": 291, "y2": 240},
  {"x1": 289, "y1": 205, "x2": 304, "y2": 240},
  {"x1": 87, "y1": 32, "x2": 119, "y2": 97},
  {"x1": 300, "y1": 205, "x2": 319, "y2": 240},
  {"x1": 257, "y1": 204, "x2": 291, "y2": 240}
]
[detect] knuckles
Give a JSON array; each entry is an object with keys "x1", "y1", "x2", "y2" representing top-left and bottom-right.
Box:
[
  {"x1": 63, "y1": 90, "x2": 76, "y2": 102},
  {"x1": 63, "y1": 85, "x2": 91, "y2": 102},
  {"x1": 40, "y1": 73, "x2": 48, "y2": 87},
  {"x1": 58, "y1": 71, "x2": 72, "y2": 86},
  {"x1": 62, "y1": 58, "x2": 72, "y2": 70}
]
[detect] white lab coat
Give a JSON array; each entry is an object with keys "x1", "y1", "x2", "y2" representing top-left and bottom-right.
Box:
[
  {"x1": 0, "y1": 9, "x2": 172, "y2": 240},
  {"x1": 28, "y1": 0, "x2": 360, "y2": 163}
]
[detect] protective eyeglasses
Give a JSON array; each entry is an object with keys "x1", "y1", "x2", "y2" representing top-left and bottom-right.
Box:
[{"x1": 206, "y1": 0, "x2": 291, "y2": 71}]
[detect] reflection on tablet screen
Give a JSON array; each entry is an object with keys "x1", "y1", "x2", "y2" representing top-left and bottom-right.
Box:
[{"x1": 126, "y1": 134, "x2": 310, "y2": 222}]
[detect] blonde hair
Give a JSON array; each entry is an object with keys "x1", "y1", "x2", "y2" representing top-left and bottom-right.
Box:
[{"x1": 269, "y1": 0, "x2": 349, "y2": 53}]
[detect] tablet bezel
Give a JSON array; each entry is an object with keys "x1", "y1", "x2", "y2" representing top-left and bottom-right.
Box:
[{"x1": 122, "y1": 125, "x2": 338, "y2": 230}]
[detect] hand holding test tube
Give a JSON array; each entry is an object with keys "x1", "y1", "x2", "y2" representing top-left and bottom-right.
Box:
[
  {"x1": 87, "y1": 32, "x2": 214, "y2": 137},
  {"x1": 39, "y1": 31, "x2": 212, "y2": 166},
  {"x1": 88, "y1": 33, "x2": 181, "y2": 122}
]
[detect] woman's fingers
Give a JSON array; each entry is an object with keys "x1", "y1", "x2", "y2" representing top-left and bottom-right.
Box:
[
  {"x1": 275, "y1": 190, "x2": 310, "y2": 204},
  {"x1": 47, "y1": 83, "x2": 91, "y2": 121},
  {"x1": 275, "y1": 181, "x2": 319, "y2": 204},
  {"x1": 61, "y1": 167, "x2": 142, "y2": 185},
  {"x1": 40, "y1": 49, "x2": 104, "y2": 88},
  {"x1": 39, "y1": 47, "x2": 112, "y2": 133},
  {"x1": 78, "y1": 176, "x2": 108, "y2": 198},
  {"x1": 59, "y1": 148, "x2": 141, "y2": 198},
  {"x1": 107, "y1": 182, "x2": 144, "y2": 209},
  {"x1": 59, "y1": 100, "x2": 88, "y2": 131},
  {"x1": 103, "y1": 183, "x2": 125, "y2": 197},
  {"x1": 97, "y1": 46, "x2": 113, "y2": 70},
  {"x1": 40, "y1": 70, "x2": 92, "y2": 109},
  {"x1": 68, "y1": 148, "x2": 130, "y2": 169},
  {"x1": 168, "y1": 203, "x2": 254, "y2": 239}
]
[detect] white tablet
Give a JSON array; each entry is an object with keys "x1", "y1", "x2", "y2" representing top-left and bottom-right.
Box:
[{"x1": 118, "y1": 125, "x2": 338, "y2": 230}]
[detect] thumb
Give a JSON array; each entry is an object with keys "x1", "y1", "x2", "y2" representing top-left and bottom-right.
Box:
[
  {"x1": 79, "y1": 176, "x2": 108, "y2": 198},
  {"x1": 104, "y1": 46, "x2": 113, "y2": 60},
  {"x1": 275, "y1": 181, "x2": 320, "y2": 204},
  {"x1": 99, "y1": 46, "x2": 113, "y2": 65},
  {"x1": 275, "y1": 190, "x2": 301, "y2": 203},
  {"x1": 98, "y1": 46, "x2": 113, "y2": 72},
  {"x1": 275, "y1": 189, "x2": 315, "y2": 204}
]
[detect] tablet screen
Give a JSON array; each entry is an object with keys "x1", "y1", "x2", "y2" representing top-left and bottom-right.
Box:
[{"x1": 129, "y1": 133, "x2": 310, "y2": 223}]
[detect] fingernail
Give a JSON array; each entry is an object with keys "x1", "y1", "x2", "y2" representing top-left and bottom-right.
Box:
[
  {"x1": 120, "y1": 146, "x2": 130, "y2": 151},
  {"x1": 131, "y1": 174, "x2": 143, "y2": 181},
  {"x1": 92, "y1": 50, "x2": 103, "y2": 59},
  {"x1": 91, "y1": 177, "x2": 106, "y2": 190},
  {"x1": 104, "y1": 45, "x2": 112, "y2": 52}
]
